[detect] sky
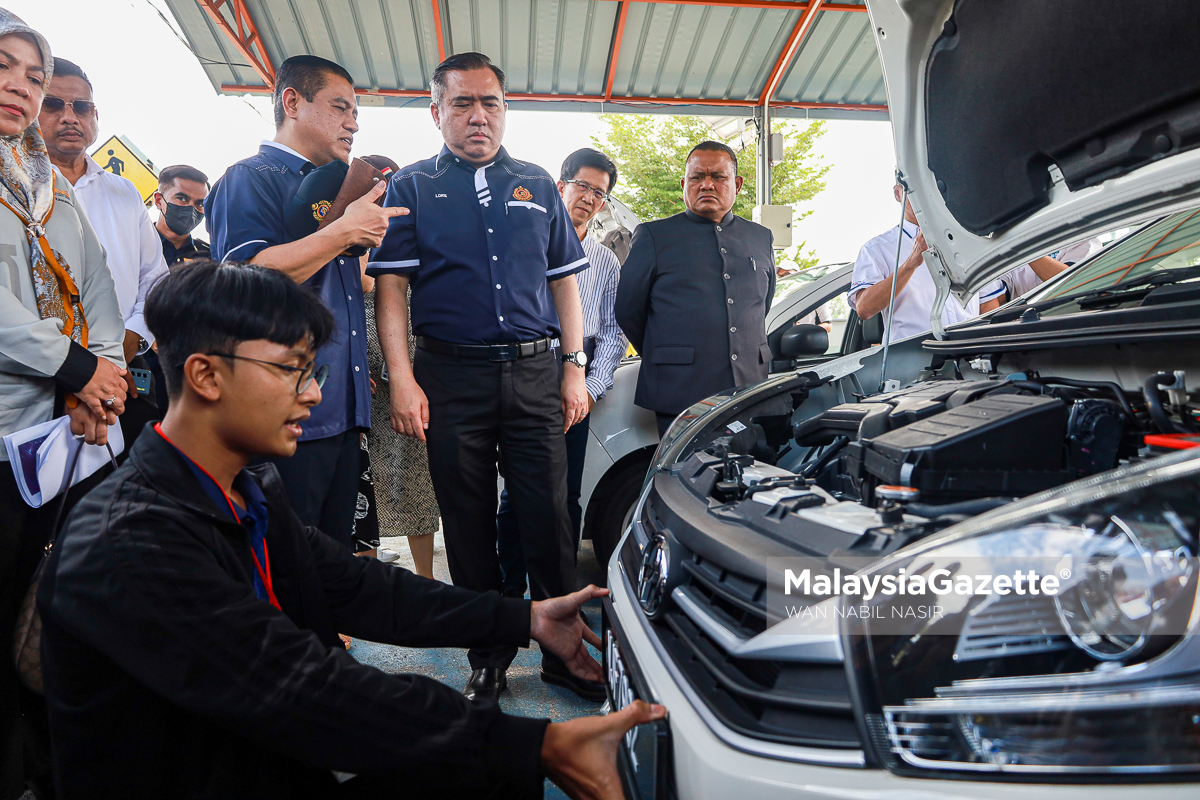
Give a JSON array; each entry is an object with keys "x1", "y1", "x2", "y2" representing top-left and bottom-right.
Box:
[{"x1": 11, "y1": 0, "x2": 901, "y2": 265}]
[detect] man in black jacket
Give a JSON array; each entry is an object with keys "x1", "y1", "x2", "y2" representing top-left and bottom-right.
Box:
[
  {"x1": 615, "y1": 141, "x2": 775, "y2": 437},
  {"x1": 37, "y1": 260, "x2": 662, "y2": 800}
]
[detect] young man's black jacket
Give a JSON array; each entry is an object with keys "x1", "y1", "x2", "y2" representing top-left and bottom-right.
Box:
[{"x1": 37, "y1": 427, "x2": 548, "y2": 799}]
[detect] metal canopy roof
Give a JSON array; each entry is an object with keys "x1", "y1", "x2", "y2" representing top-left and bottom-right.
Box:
[{"x1": 165, "y1": 0, "x2": 888, "y2": 120}]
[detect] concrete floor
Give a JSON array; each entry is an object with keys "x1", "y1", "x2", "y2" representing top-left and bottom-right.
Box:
[{"x1": 351, "y1": 529, "x2": 609, "y2": 799}]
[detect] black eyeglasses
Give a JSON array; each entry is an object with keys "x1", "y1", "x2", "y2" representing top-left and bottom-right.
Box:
[
  {"x1": 42, "y1": 96, "x2": 97, "y2": 117},
  {"x1": 208, "y1": 353, "x2": 329, "y2": 394},
  {"x1": 564, "y1": 179, "x2": 609, "y2": 204}
]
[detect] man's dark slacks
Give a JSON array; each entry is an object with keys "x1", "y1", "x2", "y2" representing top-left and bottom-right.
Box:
[
  {"x1": 497, "y1": 412, "x2": 589, "y2": 594},
  {"x1": 416, "y1": 347, "x2": 573, "y2": 671}
]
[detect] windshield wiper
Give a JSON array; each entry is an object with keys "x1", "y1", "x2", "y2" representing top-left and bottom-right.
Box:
[{"x1": 990, "y1": 264, "x2": 1200, "y2": 322}]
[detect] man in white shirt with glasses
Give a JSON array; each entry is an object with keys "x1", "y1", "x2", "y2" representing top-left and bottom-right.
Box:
[{"x1": 39, "y1": 57, "x2": 168, "y2": 442}]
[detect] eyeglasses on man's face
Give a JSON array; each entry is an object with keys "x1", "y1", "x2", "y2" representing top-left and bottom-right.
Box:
[
  {"x1": 208, "y1": 353, "x2": 329, "y2": 394},
  {"x1": 564, "y1": 179, "x2": 609, "y2": 204},
  {"x1": 42, "y1": 96, "x2": 97, "y2": 118}
]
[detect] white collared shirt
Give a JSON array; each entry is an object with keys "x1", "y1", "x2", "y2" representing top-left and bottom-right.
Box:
[
  {"x1": 848, "y1": 220, "x2": 992, "y2": 343},
  {"x1": 983, "y1": 236, "x2": 1106, "y2": 303},
  {"x1": 73, "y1": 158, "x2": 169, "y2": 344}
]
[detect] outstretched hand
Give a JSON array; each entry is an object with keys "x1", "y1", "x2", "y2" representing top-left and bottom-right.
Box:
[
  {"x1": 530, "y1": 585, "x2": 607, "y2": 682},
  {"x1": 542, "y1": 700, "x2": 667, "y2": 800},
  {"x1": 337, "y1": 180, "x2": 409, "y2": 249}
]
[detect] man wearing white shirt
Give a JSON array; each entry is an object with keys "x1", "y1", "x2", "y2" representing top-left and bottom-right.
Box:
[
  {"x1": 849, "y1": 182, "x2": 995, "y2": 343},
  {"x1": 39, "y1": 59, "x2": 168, "y2": 431},
  {"x1": 979, "y1": 237, "x2": 1105, "y2": 307}
]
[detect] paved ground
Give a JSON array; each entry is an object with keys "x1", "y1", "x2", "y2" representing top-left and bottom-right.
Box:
[{"x1": 351, "y1": 529, "x2": 609, "y2": 799}]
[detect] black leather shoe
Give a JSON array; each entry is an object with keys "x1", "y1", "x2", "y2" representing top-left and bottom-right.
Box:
[
  {"x1": 463, "y1": 668, "x2": 507, "y2": 702},
  {"x1": 540, "y1": 661, "x2": 606, "y2": 703}
]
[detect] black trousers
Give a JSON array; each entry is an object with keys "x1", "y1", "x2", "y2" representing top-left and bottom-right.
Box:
[
  {"x1": 1, "y1": 464, "x2": 109, "y2": 800},
  {"x1": 416, "y1": 347, "x2": 573, "y2": 671},
  {"x1": 496, "y1": 411, "x2": 590, "y2": 594},
  {"x1": 262, "y1": 427, "x2": 362, "y2": 550}
]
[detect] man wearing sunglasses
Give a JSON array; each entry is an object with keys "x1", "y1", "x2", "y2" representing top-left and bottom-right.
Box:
[
  {"x1": 39, "y1": 57, "x2": 169, "y2": 443},
  {"x1": 37, "y1": 260, "x2": 664, "y2": 799}
]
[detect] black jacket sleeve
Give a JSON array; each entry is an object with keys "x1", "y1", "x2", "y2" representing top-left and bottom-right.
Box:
[
  {"x1": 42, "y1": 499, "x2": 546, "y2": 784},
  {"x1": 615, "y1": 224, "x2": 656, "y2": 354},
  {"x1": 302, "y1": 523, "x2": 531, "y2": 648}
]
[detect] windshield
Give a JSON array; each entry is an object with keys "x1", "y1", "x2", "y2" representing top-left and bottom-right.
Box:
[
  {"x1": 1029, "y1": 209, "x2": 1200, "y2": 307},
  {"x1": 774, "y1": 263, "x2": 833, "y2": 303}
]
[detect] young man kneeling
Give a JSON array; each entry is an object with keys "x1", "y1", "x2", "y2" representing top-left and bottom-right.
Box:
[{"x1": 37, "y1": 260, "x2": 662, "y2": 799}]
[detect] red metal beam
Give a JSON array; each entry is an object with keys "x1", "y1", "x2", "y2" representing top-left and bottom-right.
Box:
[
  {"x1": 196, "y1": 0, "x2": 276, "y2": 88},
  {"x1": 431, "y1": 0, "x2": 447, "y2": 62},
  {"x1": 759, "y1": 0, "x2": 824, "y2": 107},
  {"x1": 224, "y1": 83, "x2": 887, "y2": 113},
  {"x1": 603, "y1": 2, "x2": 631, "y2": 101}
]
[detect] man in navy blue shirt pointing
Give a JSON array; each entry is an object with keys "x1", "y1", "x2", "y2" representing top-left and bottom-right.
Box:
[
  {"x1": 370, "y1": 53, "x2": 597, "y2": 703},
  {"x1": 206, "y1": 56, "x2": 407, "y2": 553}
]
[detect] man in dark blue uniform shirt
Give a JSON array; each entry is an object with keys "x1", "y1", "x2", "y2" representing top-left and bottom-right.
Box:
[
  {"x1": 205, "y1": 55, "x2": 406, "y2": 549},
  {"x1": 369, "y1": 53, "x2": 596, "y2": 703}
]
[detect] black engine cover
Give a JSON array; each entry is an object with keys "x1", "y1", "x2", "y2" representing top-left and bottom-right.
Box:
[{"x1": 857, "y1": 394, "x2": 1071, "y2": 503}]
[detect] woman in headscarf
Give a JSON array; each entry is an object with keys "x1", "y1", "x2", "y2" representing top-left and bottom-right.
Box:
[{"x1": 0, "y1": 9, "x2": 127, "y2": 798}]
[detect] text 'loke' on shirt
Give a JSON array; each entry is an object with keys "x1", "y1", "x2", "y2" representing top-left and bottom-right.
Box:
[
  {"x1": 366, "y1": 146, "x2": 588, "y2": 345},
  {"x1": 204, "y1": 141, "x2": 371, "y2": 441}
]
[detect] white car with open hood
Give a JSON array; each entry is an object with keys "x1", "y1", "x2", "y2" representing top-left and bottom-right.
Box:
[{"x1": 600, "y1": 2, "x2": 1200, "y2": 798}]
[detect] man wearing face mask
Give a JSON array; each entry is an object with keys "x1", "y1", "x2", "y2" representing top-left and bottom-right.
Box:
[
  {"x1": 39, "y1": 56, "x2": 169, "y2": 441},
  {"x1": 154, "y1": 164, "x2": 211, "y2": 267}
]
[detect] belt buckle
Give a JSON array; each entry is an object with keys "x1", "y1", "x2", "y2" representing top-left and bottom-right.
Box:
[{"x1": 490, "y1": 344, "x2": 514, "y2": 362}]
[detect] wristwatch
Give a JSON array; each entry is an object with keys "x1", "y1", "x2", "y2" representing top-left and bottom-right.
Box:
[
  {"x1": 562, "y1": 350, "x2": 589, "y2": 368},
  {"x1": 137, "y1": 336, "x2": 151, "y2": 355}
]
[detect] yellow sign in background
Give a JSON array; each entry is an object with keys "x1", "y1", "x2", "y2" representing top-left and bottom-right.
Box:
[{"x1": 90, "y1": 135, "x2": 158, "y2": 204}]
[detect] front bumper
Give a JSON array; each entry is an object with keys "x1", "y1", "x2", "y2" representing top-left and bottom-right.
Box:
[{"x1": 605, "y1": 529, "x2": 1199, "y2": 800}]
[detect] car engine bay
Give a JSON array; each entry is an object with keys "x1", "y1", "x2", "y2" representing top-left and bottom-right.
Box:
[{"x1": 672, "y1": 370, "x2": 1194, "y2": 559}]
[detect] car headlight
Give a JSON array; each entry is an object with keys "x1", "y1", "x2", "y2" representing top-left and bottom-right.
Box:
[{"x1": 844, "y1": 448, "x2": 1200, "y2": 779}]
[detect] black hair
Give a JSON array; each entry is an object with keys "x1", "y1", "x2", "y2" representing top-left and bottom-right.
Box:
[
  {"x1": 430, "y1": 52, "x2": 506, "y2": 106},
  {"x1": 51, "y1": 57, "x2": 91, "y2": 91},
  {"x1": 158, "y1": 164, "x2": 209, "y2": 191},
  {"x1": 144, "y1": 260, "x2": 335, "y2": 398},
  {"x1": 686, "y1": 140, "x2": 738, "y2": 174},
  {"x1": 560, "y1": 147, "x2": 618, "y2": 193},
  {"x1": 273, "y1": 55, "x2": 355, "y2": 128}
]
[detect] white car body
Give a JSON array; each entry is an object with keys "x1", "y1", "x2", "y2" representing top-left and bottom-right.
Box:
[{"x1": 602, "y1": 1, "x2": 1200, "y2": 797}]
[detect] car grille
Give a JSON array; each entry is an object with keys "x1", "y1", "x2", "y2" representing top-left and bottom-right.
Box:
[{"x1": 625, "y1": 530, "x2": 862, "y2": 750}]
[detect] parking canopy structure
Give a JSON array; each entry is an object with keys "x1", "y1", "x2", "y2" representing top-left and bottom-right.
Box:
[{"x1": 164, "y1": 0, "x2": 887, "y2": 120}]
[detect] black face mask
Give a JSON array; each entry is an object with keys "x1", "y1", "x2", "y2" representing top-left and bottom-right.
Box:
[{"x1": 162, "y1": 201, "x2": 203, "y2": 236}]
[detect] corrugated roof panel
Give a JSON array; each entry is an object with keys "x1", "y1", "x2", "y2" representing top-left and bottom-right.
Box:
[
  {"x1": 701, "y1": 7, "x2": 773, "y2": 100},
  {"x1": 777, "y1": 8, "x2": 873, "y2": 104},
  {"x1": 165, "y1": 0, "x2": 888, "y2": 119}
]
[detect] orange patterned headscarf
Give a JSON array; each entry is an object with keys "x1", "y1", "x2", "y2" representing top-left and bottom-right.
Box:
[{"x1": 0, "y1": 124, "x2": 88, "y2": 346}]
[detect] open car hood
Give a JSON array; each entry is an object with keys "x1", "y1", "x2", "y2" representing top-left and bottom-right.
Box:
[{"x1": 867, "y1": 0, "x2": 1200, "y2": 336}]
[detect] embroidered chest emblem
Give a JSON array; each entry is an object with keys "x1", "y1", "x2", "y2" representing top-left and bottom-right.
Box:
[
  {"x1": 512, "y1": 186, "x2": 532, "y2": 202},
  {"x1": 311, "y1": 200, "x2": 331, "y2": 221}
]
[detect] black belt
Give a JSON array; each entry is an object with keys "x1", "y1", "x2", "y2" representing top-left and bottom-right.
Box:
[{"x1": 415, "y1": 335, "x2": 554, "y2": 362}]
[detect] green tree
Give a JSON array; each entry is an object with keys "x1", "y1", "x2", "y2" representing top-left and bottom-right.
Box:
[{"x1": 591, "y1": 114, "x2": 829, "y2": 270}]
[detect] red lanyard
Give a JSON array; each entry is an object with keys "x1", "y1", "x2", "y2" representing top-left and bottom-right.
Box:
[{"x1": 154, "y1": 424, "x2": 281, "y2": 610}]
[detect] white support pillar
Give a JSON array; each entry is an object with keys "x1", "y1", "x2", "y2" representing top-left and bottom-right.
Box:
[{"x1": 755, "y1": 104, "x2": 772, "y2": 207}]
